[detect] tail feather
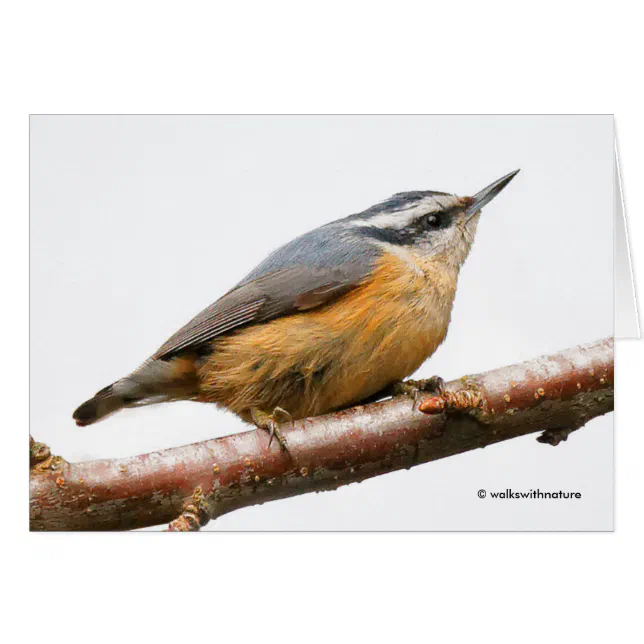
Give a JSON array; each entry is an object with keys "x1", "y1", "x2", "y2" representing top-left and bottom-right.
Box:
[
  {"x1": 73, "y1": 356, "x2": 201, "y2": 426},
  {"x1": 73, "y1": 384, "x2": 127, "y2": 426}
]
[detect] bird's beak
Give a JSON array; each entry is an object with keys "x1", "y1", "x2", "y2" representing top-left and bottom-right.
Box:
[{"x1": 465, "y1": 169, "x2": 520, "y2": 215}]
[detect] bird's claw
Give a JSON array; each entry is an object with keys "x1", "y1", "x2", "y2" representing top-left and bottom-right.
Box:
[
  {"x1": 251, "y1": 407, "x2": 294, "y2": 457},
  {"x1": 393, "y1": 376, "x2": 446, "y2": 410}
]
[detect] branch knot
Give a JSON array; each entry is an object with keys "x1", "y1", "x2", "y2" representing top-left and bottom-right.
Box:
[
  {"x1": 166, "y1": 487, "x2": 212, "y2": 532},
  {"x1": 418, "y1": 387, "x2": 486, "y2": 417}
]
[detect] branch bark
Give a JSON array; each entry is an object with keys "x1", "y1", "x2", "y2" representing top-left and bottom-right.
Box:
[{"x1": 30, "y1": 337, "x2": 614, "y2": 531}]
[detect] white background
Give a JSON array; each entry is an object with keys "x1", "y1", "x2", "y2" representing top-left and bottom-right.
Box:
[
  {"x1": 30, "y1": 114, "x2": 614, "y2": 530},
  {"x1": 3, "y1": 1, "x2": 643, "y2": 643}
]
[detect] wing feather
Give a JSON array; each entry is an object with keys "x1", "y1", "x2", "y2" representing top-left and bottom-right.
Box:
[{"x1": 152, "y1": 263, "x2": 370, "y2": 360}]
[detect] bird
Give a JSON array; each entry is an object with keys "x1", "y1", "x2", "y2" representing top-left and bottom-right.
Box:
[{"x1": 73, "y1": 169, "x2": 519, "y2": 449}]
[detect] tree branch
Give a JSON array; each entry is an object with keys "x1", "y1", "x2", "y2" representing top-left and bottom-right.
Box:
[{"x1": 30, "y1": 337, "x2": 614, "y2": 531}]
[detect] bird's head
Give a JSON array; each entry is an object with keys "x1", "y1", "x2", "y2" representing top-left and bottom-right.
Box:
[{"x1": 343, "y1": 170, "x2": 520, "y2": 270}]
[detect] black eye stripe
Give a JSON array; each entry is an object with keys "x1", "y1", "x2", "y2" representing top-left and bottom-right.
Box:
[{"x1": 352, "y1": 207, "x2": 456, "y2": 247}]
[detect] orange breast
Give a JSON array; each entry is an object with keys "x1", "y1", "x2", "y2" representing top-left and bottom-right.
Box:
[{"x1": 198, "y1": 250, "x2": 459, "y2": 421}]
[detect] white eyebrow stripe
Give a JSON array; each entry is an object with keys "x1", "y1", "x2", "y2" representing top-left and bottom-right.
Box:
[
  {"x1": 348, "y1": 194, "x2": 457, "y2": 231},
  {"x1": 349, "y1": 210, "x2": 419, "y2": 230}
]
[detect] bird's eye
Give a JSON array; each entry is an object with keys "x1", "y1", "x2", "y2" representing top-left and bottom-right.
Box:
[{"x1": 424, "y1": 214, "x2": 442, "y2": 229}]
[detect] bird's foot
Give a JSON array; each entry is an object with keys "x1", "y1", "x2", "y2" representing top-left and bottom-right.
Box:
[
  {"x1": 251, "y1": 407, "x2": 293, "y2": 457},
  {"x1": 392, "y1": 376, "x2": 446, "y2": 411}
]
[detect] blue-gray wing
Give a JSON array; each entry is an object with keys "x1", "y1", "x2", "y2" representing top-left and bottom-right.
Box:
[{"x1": 152, "y1": 227, "x2": 379, "y2": 359}]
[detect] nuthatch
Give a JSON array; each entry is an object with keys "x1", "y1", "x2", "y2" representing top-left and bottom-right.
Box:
[{"x1": 74, "y1": 170, "x2": 519, "y2": 449}]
